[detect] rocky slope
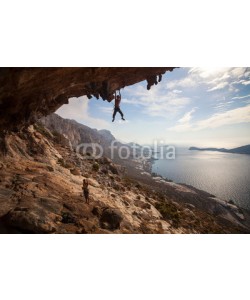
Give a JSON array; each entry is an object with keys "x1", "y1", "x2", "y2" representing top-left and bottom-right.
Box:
[
  {"x1": 40, "y1": 113, "x2": 137, "y2": 160},
  {"x1": 40, "y1": 113, "x2": 117, "y2": 152},
  {"x1": 0, "y1": 67, "x2": 175, "y2": 132},
  {"x1": 0, "y1": 121, "x2": 249, "y2": 234},
  {"x1": 0, "y1": 126, "x2": 170, "y2": 233}
]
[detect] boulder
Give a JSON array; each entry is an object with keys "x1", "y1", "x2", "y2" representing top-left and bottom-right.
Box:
[
  {"x1": 46, "y1": 165, "x2": 54, "y2": 172},
  {"x1": 70, "y1": 168, "x2": 81, "y2": 176},
  {"x1": 100, "y1": 208, "x2": 123, "y2": 230},
  {"x1": 109, "y1": 164, "x2": 119, "y2": 175},
  {"x1": 92, "y1": 206, "x2": 102, "y2": 217},
  {"x1": 99, "y1": 157, "x2": 112, "y2": 165},
  {"x1": 87, "y1": 178, "x2": 100, "y2": 188},
  {"x1": 2, "y1": 207, "x2": 57, "y2": 233},
  {"x1": 134, "y1": 199, "x2": 151, "y2": 210}
]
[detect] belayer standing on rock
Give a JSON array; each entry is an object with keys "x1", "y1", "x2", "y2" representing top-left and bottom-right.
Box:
[
  {"x1": 82, "y1": 179, "x2": 90, "y2": 204},
  {"x1": 112, "y1": 90, "x2": 125, "y2": 122}
]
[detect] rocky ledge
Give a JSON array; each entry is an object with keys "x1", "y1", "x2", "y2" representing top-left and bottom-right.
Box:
[{"x1": 0, "y1": 67, "x2": 175, "y2": 132}]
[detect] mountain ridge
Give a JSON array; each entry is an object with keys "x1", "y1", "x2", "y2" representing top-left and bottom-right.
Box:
[{"x1": 189, "y1": 145, "x2": 250, "y2": 155}]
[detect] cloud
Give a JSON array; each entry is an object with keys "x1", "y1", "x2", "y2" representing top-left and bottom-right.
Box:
[
  {"x1": 195, "y1": 105, "x2": 250, "y2": 130},
  {"x1": 178, "y1": 107, "x2": 197, "y2": 124},
  {"x1": 212, "y1": 102, "x2": 232, "y2": 111},
  {"x1": 116, "y1": 119, "x2": 130, "y2": 125},
  {"x1": 232, "y1": 94, "x2": 250, "y2": 100},
  {"x1": 169, "y1": 105, "x2": 250, "y2": 132},
  {"x1": 207, "y1": 81, "x2": 229, "y2": 92},
  {"x1": 169, "y1": 67, "x2": 250, "y2": 93},
  {"x1": 189, "y1": 67, "x2": 248, "y2": 80},
  {"x1": 123, "y1": 84, "x2": 191, "y2": 118},
  {"x1": 98, "y1": 106, "x2": 114, "y2": 114},
  {"x1": 166, "y1": 76, "x2": 196, "y2": 89},
  {"x1": 189, "y1": 67, "x2": 229, "y2": 79},
  {"x1": 169, "y1": 107, "x2": 197, "y2": 132},
  {"x1": 172, "y1": 89, "x2": 182, "y2": 94},
  {"x1": 241, "y1": 80, "x2": 250, "y2": 86},
  {"x1": 56, "y1": 96, "x2": 110, "y2": 129}
]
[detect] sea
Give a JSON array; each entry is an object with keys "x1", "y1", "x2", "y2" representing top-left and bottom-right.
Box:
[{"x1": 151, "y1": 147, "x2": 250, "y2": 210}]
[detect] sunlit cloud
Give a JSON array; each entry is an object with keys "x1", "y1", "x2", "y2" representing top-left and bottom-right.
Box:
[
  {"x1": 166, "y1": 76, "x2": 196, "y2": 89},
  {"x1": 123, "y1": 84, "x2": 191, "y2": 118},
  {"x1": 172, "y1": 89, "x2": 182, "y2": 94},
  {"x1": 195, "y1": 105, "x2": 250, "y2": 129},
  {"x1": 56, "y1": 96, "x2": 110, "y2": 129},
  {"x1": 178, "y1": 107, "x2": 197, "y2": 124},
  {"x1": 207, "y1": 81, "x2": 229, "y2": 92},
  {"x1": 169, "y1": 67, "x2": 250, "y2": 93},
  {"x1": 232, "y1": 94, "x2": 250, "y2": 100},
  {"x1": 169, "y1": 105, "x2": 250, "y2": 132},
  {"x1": 242, "y1": 80, "x2": 250, "y2": 86}
]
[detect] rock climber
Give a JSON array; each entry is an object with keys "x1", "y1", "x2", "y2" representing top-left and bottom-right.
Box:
[
  {"x1": 112, "y1": 90, "x2": 125, "y2": 122},
  {"x1": 82, "y1": 179, "x2": 90, "y2": 204}
]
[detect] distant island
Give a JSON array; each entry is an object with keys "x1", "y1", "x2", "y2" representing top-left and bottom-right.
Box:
[{"x1": 189, "y1": 145, "x2": 250, "y2": 155}]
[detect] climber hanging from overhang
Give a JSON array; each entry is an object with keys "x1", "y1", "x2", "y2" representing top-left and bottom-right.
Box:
[{"x1": 112, "y1": 89, "x2": 125, "y2": 122}]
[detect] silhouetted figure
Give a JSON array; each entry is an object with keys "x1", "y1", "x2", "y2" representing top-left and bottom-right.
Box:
[
  {"x1": 82, "y1": 179, "x2": 89, "y2": 204},
  {"x1": 112, "y1": 90, "x2": 125, "y2": 122}
]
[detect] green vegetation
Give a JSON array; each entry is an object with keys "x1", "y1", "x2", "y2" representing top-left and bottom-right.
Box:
[
  {"x1": 155, "y1": 201, "x2": 180, "y2": 228},
  {"x1": 57, "y1": 158, "x2": 75, "y2": 169},
  {"x1": 92, "y1": 162, "x2": 100, "y2": 172},
  {"x1": 58, "y1": 158, "x2": 65, "y2": 167},
  {"x1": 61, "y1": 212, "x2": 76, "y2": 224}
]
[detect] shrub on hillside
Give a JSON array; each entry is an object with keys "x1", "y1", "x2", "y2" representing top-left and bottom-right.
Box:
[
  {"x1": 155, "y1": 201, "x2": 180, "y2": 228},
  {"x1": 92, "y1": 162, "x2": 100, "y2": 172}
]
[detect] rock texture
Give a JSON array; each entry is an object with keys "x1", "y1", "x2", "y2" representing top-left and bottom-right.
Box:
[
  {"x1": 1, "y1": 120, "x2": 249, "y2": 234},
  {"x1": 0, "y1": 67, "x2": 175, "y2": 132},
  {"x1": 40, "y1": 113, "x2": 138, "y2": 160},
  {"x1": 40, "y1": 113, "x2": 116, "y2": 150},
  {"x1": 0, "y1": 125, "x2": 169, "y2": 233}
]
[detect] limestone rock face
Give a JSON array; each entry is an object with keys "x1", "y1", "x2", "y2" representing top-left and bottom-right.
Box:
[
  {"x1": 0, "y1": 67, "x2": 175, "y2": 132},
  {"x1": 40, "y1": 113, "x2": 116, "y2": 151}
]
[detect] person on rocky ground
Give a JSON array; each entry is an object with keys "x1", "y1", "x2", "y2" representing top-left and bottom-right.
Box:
[
  {"x1": 82, "y1": 179, "x2": 90, "y2": 204},
  {"x1": 112, "y1": 90, "x2": 125, "y2": 122}
]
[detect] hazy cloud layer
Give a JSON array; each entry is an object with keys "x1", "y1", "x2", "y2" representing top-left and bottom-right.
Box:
[
  {"x1": 56, "y1": 96, "x2": 110, "y2": 129},
  {"x1": 169, "y1": 105, "x2": 250, "y2": 132}
]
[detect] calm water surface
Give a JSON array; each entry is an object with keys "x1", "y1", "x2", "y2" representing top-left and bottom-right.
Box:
[{"x1": 152, "y1": 148, "x2": 250, "y2": 209}]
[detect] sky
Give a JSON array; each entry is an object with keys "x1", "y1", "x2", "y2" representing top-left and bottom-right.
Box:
[{"x1": 56, "y1": 67, "x2": 250, "y2": 148}]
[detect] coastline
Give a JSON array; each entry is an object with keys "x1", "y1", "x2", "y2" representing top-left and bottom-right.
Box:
[{"x1": 120, "y1": 155, "x2": 250, "y2": 232}]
